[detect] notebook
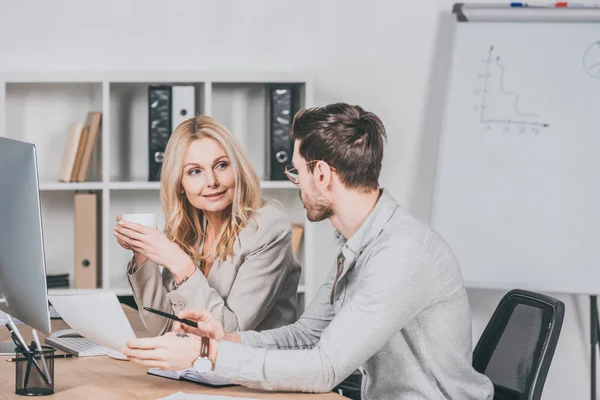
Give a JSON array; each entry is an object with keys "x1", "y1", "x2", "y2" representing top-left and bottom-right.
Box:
[{"x1": 147, "y1": 368, "x2": 234, "y2": 388}]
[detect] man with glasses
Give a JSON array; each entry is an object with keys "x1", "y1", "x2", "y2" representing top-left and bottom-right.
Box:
[{"x1": 123, "y1": 103, "x2": 494, "y2": 400}]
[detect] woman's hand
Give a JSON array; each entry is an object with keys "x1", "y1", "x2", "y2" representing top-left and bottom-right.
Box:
[
  {"x1": 114, "y1": 215, "x2": 133, "y2": 250},
  {"x1": 114, "y1": 218, "x2": 195, "y2": 280}
]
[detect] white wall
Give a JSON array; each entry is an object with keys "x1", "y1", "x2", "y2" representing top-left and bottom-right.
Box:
[{"x1": 0, "y1": 0, "x2": 592, "y2": 398}]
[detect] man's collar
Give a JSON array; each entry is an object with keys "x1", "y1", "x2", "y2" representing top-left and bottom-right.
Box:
[{"x1": 334, "y1": 188, "x2": 397, "y2": 262}]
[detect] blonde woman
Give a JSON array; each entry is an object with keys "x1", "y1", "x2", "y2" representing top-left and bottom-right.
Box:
[{"x1": 114, "y1": 116, "x2": 301, "y2": 336}]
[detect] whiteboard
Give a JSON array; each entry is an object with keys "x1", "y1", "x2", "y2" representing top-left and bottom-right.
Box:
[{"x1": 430, "y1": 7, "x2": 600, "y2": 295}]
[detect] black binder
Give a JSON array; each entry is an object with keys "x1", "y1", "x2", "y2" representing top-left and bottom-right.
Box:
[
  {"x1": 148, "y1": 85, "x2": 172, "y2": 181},
  {"x1": 268, "y1": 85, "x2": 300, "y2": 181}
]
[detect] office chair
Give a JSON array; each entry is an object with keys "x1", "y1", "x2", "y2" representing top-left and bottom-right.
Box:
[
  {"x1": 334, "y1": 369, "x2": 362, "y2": 400},
  {"x1": 472, "y1": 289, "x2": 565, "y2": 400}
]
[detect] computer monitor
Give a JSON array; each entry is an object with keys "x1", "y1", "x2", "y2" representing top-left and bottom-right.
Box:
[{"x1": 0, "y1": 137, "x2": 52, "y2": 353}]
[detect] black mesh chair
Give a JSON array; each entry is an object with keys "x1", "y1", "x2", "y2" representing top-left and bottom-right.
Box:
[
  {"x1": 473, "y1": 289, "x2": 565, "y2": 400},
  {"x1": 333, "y1": 369, "x2": 362, "y2": 400}
]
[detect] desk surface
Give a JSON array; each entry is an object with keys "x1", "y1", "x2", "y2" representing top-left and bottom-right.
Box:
[{"x1": 0, "y1": 305, "x2": 344, "y2": 400}]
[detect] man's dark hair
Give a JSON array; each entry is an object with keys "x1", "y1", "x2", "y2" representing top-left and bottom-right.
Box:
[{"x1": 290, "y1": 102, "x2": 386, "y2": 191}]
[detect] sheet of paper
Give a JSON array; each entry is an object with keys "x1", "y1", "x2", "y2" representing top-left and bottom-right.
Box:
[
  {"x1": 157, "y1": 392, "x2": 262, "y2": 400},
  {"x1": 48, "y1": 293, "x2": 136, "y2": 352}
]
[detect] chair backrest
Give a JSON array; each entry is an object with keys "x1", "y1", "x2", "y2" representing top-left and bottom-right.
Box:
[{"x1": 472, "y1": 289, "x2": 565, "y2": 400}]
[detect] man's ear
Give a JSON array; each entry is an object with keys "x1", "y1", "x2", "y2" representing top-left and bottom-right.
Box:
[{"x1": 314, "y1": 161, "x2": 333, "y2": 190}]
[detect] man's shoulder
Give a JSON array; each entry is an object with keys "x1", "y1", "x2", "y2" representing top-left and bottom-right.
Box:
[
  {"x1": 368, "y1": 206, "x2": 456, "y2": 265},
  {"x1": 383, "y1": 207, "x2": 439, "y2": 246}
]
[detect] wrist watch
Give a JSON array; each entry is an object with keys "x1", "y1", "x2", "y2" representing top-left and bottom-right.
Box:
[{"x1": 192, "y1": 336, "x2": 212, "y2": 373}]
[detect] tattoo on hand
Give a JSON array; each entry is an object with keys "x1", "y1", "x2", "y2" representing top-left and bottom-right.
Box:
[{"x1": 176, "y1": 332, "x2": 189, "y2": 338}]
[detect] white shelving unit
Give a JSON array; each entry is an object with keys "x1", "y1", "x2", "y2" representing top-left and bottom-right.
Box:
[{"x1": 0, "y1": 71, "x2": 339, "y2": 312}]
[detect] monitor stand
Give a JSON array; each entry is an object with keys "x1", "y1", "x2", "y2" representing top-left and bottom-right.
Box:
[{"x1": 0, "y1": 298, "x2": 17, "y2": 355}]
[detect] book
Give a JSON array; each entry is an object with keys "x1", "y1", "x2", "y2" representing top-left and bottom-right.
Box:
[
  {"x1": 57, "y1": 123, "x2": 84, "y2": 182},
  {"x1": 74, "y1": 111, "x2": 102, "y2": 182},
  {"x1": 291, "y1": 224, "x2": 304, "y2": 255},
  {"x1": 147, "y1": 367, "x2": 234, "y2": 388}
]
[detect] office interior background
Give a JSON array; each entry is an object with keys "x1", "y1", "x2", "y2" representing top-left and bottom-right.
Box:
[{"x1": 0, "y1": 0, "x2": 593, "y2": 398}]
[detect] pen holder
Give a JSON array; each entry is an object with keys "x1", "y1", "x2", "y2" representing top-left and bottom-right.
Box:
[{"x1": 14, "y1": 345, "x2": 55, "y2": 396}]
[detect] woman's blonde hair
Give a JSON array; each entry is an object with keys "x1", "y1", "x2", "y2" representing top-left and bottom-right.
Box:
[{"x1": 160, "y1": 116, "x2": 263, "y2": 270}]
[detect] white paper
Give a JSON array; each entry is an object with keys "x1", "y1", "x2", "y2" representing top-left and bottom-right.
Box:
[
  {"x1": 157, "y1": 392, "x2": 261, "y2": 400},
  {"x1": 48, "y1": 293, "x2": 136, "y2": 352}
]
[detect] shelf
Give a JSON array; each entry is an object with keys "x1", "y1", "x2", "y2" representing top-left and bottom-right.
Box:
[
  {"x1": 109, "y1": 181, "x2": 161, "y2": 190},
  {"x1": 39, "y1": 182, "x2": 105, "y2": 191},
  {"x1": 260, "y1": 181, "x2": 297, "y2": 190},
  {"x1": 48, "y1": 287, "x2": 133, "y2": 296},
  {"x1": 39, "y1": 181, "x2": 296, "y2": 191},
  {"x1": 48, "y1": 286, "x2": 304, "y2": 296},
  {"x1": 2, "y1": 72, "x2": 325, "y2": 314},
  {"x1": 1, "y1": 71, "x2": 311, "y2": 84}
]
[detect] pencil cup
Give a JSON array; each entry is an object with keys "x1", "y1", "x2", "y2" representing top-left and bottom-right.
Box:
[{"x1": 14, "y1": 345, "x2": 55, "y2": 396}]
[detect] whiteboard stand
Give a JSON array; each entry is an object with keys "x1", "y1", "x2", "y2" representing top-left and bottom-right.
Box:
[
  {"x1": 432, "y1": 4, "x2": 600, "y2": 400},
  {"x1": 592, "y1": 296, "x2": 599, "y2": 400}
]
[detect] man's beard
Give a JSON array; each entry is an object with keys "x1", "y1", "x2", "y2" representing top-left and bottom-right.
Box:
[{"x1": 300, "y1": 187, "x2": 333, "y2": 222}]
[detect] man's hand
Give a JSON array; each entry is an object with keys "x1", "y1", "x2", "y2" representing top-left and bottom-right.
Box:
[
  {"x1": 114, "y1": 219, "x2": 195, "y2": 281},
  {"x1": 173, "y1": 309, "x2": 226, "y2": 341},
  {"x1": 122, "y1": 331, "x2": 202, "y2": 370}
]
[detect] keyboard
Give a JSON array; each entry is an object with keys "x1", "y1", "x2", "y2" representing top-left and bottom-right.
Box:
[{"x1": 45, "y1": 336, "x2": 124, "y2": 358}]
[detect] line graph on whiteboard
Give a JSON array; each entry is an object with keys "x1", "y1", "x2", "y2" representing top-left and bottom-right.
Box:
[{"x1": 473, "y1": 45, "x2": 550, "y2": 134}]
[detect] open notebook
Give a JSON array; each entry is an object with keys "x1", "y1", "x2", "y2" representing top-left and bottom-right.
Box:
[{"x1": 147, "y1": 368, "x2": 234, "y2": 388}]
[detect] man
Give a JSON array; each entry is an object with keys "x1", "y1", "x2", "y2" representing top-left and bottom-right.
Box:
[{"x1": 123, "y1": 103, "x2": 494, "y2": 400}]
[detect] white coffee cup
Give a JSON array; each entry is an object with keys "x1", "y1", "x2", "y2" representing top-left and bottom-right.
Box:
[{"x1": 120, "y1": 213, "x2": 157, "y2": 228}]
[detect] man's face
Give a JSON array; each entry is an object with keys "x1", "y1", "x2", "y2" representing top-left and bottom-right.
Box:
[{"x1": 292, "y1": 141, "x2": 333, "y2": 222}]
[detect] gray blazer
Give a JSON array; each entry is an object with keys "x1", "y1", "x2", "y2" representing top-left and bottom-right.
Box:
[{"x1": 127, "y1": 200, "x2": 301, "y2": 336}]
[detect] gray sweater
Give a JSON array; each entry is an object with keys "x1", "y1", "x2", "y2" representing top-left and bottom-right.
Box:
[{"x1": 213, "y1": 189, "x2": 494, "y2": 400}]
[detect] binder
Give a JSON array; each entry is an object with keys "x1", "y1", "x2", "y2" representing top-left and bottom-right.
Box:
[
  {"x1": 74, "y1": 193, "x2": 99, "y2": 289},
  {"x1": 172, "y1": 86, "x2": 195, "y2": 131},
  {"x1": 267, "y1": 85, "x2": 299, "y2": 180},
  {"x1": 148, "y1": 85, "x2": 172, "y2": 181}
]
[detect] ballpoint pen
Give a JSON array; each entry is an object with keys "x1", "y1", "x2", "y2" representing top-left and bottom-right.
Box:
[
  {"x1": 6, "y1": 353, "x2": 73, "y2": 362},
  {"x1": 32, "y1": 329, "x2": 52, "y2": 385},
  {"x1": 6, "y1": 315, "x2": 28, "y2": 351}
]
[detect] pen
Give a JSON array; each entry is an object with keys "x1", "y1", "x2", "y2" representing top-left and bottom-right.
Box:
[
  {"x1": 6, "y1": 315, "x2": 29, "y2": 351},
  {"x1": 6, "y1": 353, "x2": 74, "y2": 362},
  {"x1": 142, "y1": 307, "x2": 197, "y2": 328},
  {"x1": 32, "y1": 329, "x2": 52, "y2": 385}
]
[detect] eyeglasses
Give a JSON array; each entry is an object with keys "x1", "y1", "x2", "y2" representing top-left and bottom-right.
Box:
[{"x1": 284, "y1": 160, "x2": 335, "y2": 185}]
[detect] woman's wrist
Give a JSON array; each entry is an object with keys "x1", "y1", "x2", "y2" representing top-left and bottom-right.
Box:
[
  {"x1": 171, "y1": 258, "x2": 197, "y2": 283},
  {"x1": 132, "y1": 253, "x2": 149, "y2": 273}
]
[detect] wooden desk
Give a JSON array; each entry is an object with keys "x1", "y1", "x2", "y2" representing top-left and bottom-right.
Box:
[{"x1": 0, "y1": 306, "x2": 344, "y2": 400}]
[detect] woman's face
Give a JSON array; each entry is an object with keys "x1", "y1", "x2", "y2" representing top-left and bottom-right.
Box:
[{"x1": 180, "y1": 137, "x2": 235, "y2": 214}]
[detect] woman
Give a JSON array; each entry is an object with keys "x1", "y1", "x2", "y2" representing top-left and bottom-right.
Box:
[{"x1": 114, "y1": 116, "x2": 301, "y2": 336}]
